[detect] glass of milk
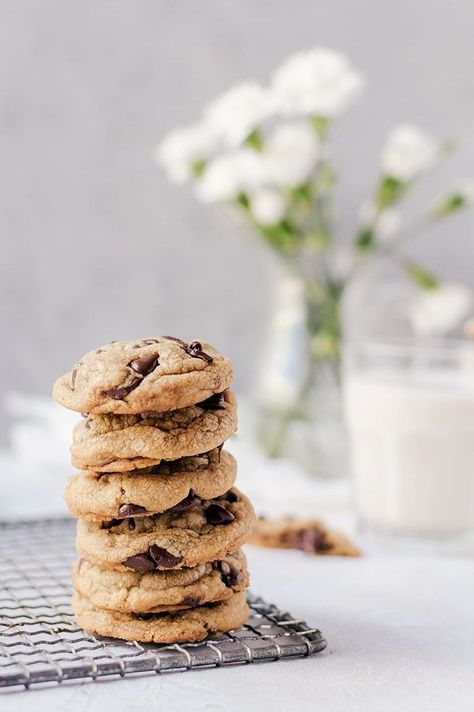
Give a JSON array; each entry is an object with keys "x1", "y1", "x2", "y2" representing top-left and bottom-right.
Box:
[{"x1": 344, "y1": 340, "x2": 474, "y2": 539}]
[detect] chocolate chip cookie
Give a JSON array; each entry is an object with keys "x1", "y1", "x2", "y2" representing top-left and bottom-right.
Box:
[
  {"x1": 249, "y1": 516, "x2": 360, "y2": 556},
  {"x1": 71, "y1": 390, "x2": 237, "y2": 471},
  {"x1": 73, "y1": 590, "x2": 248, "y2": 643},
  {"x1": 54, "y1": 337, "x2": 233, "y2": 415},
  {"x1": 65, "y1": 448, "x2": 236, "y2": 521},
  {"x1": 73, "y1": 551, "x2": 248, "y2": 613},
  {"x1": 76, "y1": 489, "x2": 255, "y2": 571}
]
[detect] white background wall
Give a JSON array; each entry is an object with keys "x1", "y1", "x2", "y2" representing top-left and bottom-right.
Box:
[{"x1": 1, "y1": 0, "x2": 474, "y2": 431}]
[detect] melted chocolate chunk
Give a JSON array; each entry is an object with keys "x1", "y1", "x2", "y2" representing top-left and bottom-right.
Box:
[
  {"x1": 148, "y1": 544, "x2": 183, "y2": 568},
  {"x1": 215, "y1": 489, "x2": 239, "y2": 504},
  {"x1": 197, "y1": 393, "x2": 225, "y2": 410},
  {"x1": 122, "y1": 553, "x2": 156, "y2": 571},
  {"x1": 118, "y1": 503, "x2": 147, "y2": 517},
  {"x1": 129, "y1": 353, "x2": 160, "y2": 375},
  {"x1": 295, "y1": 526, "x2": 330, "y2": 554},
  {"x1": 169, "y1": 490, "x2": 201, "y2": 512},
  {"x1": 104, "y1": 377, "x2": 142, "y2": 400},
  {"x1": 184, "y1": 340, "x2": 213, "y2": 363},
  {"x1": 214, "y1": 559, "x2": 243, "y2": 587},
  {"x1": 101, "y1": 518, "x2": 124, "y2": 529},
  {"x1": 205, "y1": 504, "x2": 235, "y2": 526}
]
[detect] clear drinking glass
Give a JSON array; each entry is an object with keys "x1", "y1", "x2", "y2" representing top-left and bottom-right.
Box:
[{"x1": 344, "y1": 340, "x2": 474, "y2": 540}]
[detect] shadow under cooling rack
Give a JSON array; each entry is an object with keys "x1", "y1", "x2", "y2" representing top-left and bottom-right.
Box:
[{"x1": 0, "y1": 518, "x2": 326, "y2": 691}]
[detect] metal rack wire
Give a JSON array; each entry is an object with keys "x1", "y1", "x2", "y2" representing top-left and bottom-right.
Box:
[{"x1": 0, "y1": 518, "x2": 326, "y2": 691}]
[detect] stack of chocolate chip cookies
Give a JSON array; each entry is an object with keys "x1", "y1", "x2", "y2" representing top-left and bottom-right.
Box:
[{"x1": 53, "y1": 337, "x2": 255, "y2": 643}]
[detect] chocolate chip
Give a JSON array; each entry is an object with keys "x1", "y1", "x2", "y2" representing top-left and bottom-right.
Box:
[
  {"x1": 129, "y1": 353, "x2": 160, "y2": 376},
  {"x1": 101, "y1": 518, "x2": 124, "y2": 529},
  {"x1": 169, "y1": 490, "x2": 201, "y2": 512},
  {"x1": 118, "y1": 503, "x2": 147, "y2": 517},
  {"x1": 214, "y1": 560, "x2": 243, "y2": 587},
  {"x1": 295, "y1": 526, "x2": 330, "y2": 554},
  {"x1": 104, "y1": 377, "x2": 142, "y2": 400},
  {"x1": 122, "y1": 553, "x2": 156, "y2": 571},
  {"x1": 182, "y1": 595, "x2": 200, "y2": 607},
  {"x1": 197, "y1": 393, "x2": 225, "y2": 410},
  {"x1": 143, "y1": 338, "x2": 160, "y2": 345},
  {"x1": 215, "y1": 489, "x2": 239, "y2": 504},
  {"x1": 205, "y1": 504, "x2": 235, "y2": 525},
  {"x1": 184, "y1": 340, "x2": 213, "y2": 363},
  {"x1": 148, "y1": 544, "x2": 183, "y2": 568},
  {"x1": 128, "y1": 518, "x2": 136, "y2": 531}
]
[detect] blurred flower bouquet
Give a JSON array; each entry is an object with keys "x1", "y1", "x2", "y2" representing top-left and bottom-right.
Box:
[{"x1": 157, "y1": 48, "x2": 473, "y2": 471}]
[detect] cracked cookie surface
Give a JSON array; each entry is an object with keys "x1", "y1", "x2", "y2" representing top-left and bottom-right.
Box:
[
  {"x1": 76, "y1": 488, "x2": 255, "y2": 571},
  {"x1": 73, "y1": 551, "x2": 248, "y2": 613},
  {"x1": 73, "y1": 590, "x2": 248, "y2": 643},
  {"x1": 65, "y1": 448, "x2": 236, "y2": 521},
  {"x1": 71, "y1": 390, "x2": 237, "y2": 471},
  {"x1": 54, "y1": 337, "x2": 233, "y2": 415}
]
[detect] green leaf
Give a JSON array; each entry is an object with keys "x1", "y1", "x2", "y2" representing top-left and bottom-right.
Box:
[
  {"x1": 245, "y1": 129, "x2": 263, "y2": 151},
  {"x1": 406, "y1": 262, "x2": 439, "y2": 290},
  {"x1": 434, "y1": 192, "x2": 466, "y2": 218},
  {"x1": 290, "y1": 183, "x2": 313, "y2": 206},
  {"x1": 311, "y1": 116, "x2": 330, "y2": 137},
  {"x1": 192, "y1": 159, "x2": 206, "y2": 178},
  {"x1": 260, "y1": 220, "x2": 300, "y2": 252},
  {"x1": 356, "y1": 228, "x2": 375, "y2": 252},
  {"x1": 237, "y1": 193, "x2": 250, "y2": 210},
  {"x1": 376, "y1": 176, "x2": 405, "y2": 207}
]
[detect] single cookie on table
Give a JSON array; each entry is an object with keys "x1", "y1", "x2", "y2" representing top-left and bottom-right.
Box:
[
  {"x1": 249, "y1": 516, "x2": 360, "y2": 557},
  {"x1": 76, "y1": 488, "x2": 255, "y2": 572},
  {"x1": 73, "y1": 590, "x2": 248, "y2": 643},
  {"x1": 53, "y1": 337, "x2": 233, "y2": 415},
  {"x1": 71, "y1": 390, "x2": 237, "y2": 472},
  {"x1": 73, "y1": 551, "x2": 248, "y2": 613},
  {"x1": 65, "y1": 448, "x2": 236, "y2": 521}
]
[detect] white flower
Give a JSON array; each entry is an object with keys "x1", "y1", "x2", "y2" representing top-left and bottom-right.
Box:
[
  {"x1": 381, "y1": 125, "x2": 439, "y2": 182},
  {"x1": 156, "y1": 123, "x2": 216, "y2": 183},
  {"x1": 409, "y1": 283, "x2": 473, "y2": 336},
  {"x1": 203, "y1": 81, "x2": 271, "y2": 148},
  {"x1": 250, "y1": 188, "x2": 287, "y2": 225},
  {"x1": 270, "y1": 48, "x2": 364, "y2": 118},
  {"x1": 196, "y1": 148, "x2": 265, "y2": 203},
  {"x1": 358, "y1": 201, "x2": 401, "y2": 241},
  {"x1": 262, "y1": 122, "x2": 320, "y2": 188}
]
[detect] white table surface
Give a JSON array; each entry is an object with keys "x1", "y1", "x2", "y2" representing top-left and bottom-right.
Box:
[
  {"x1": 1, "y1": 436, "x2": 474, "y2": 711},
  {"x1": 2, "y1": 545, "x2": 474, "y2": 711}
]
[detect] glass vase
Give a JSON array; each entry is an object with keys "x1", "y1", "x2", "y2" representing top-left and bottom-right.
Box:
[{"x1": 255, "y1": 272, "x2": 348, "y2": 478}]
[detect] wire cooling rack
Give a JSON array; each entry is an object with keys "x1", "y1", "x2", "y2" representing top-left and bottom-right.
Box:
[{"x1": 0, "y1": 517, "x2": 326, "y2": 691}]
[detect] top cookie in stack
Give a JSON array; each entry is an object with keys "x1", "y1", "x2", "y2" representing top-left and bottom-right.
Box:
[
  {"x1": 53, "y1": 336, "x2": 255, "y2": 644},
  {"x1": 54, "y1": 336, "x2": 233, "y2": 415}
]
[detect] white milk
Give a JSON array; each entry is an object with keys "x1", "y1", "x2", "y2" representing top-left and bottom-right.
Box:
[{"x1": 345, "y1": 369, "x2": 474, "y2": 536}]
